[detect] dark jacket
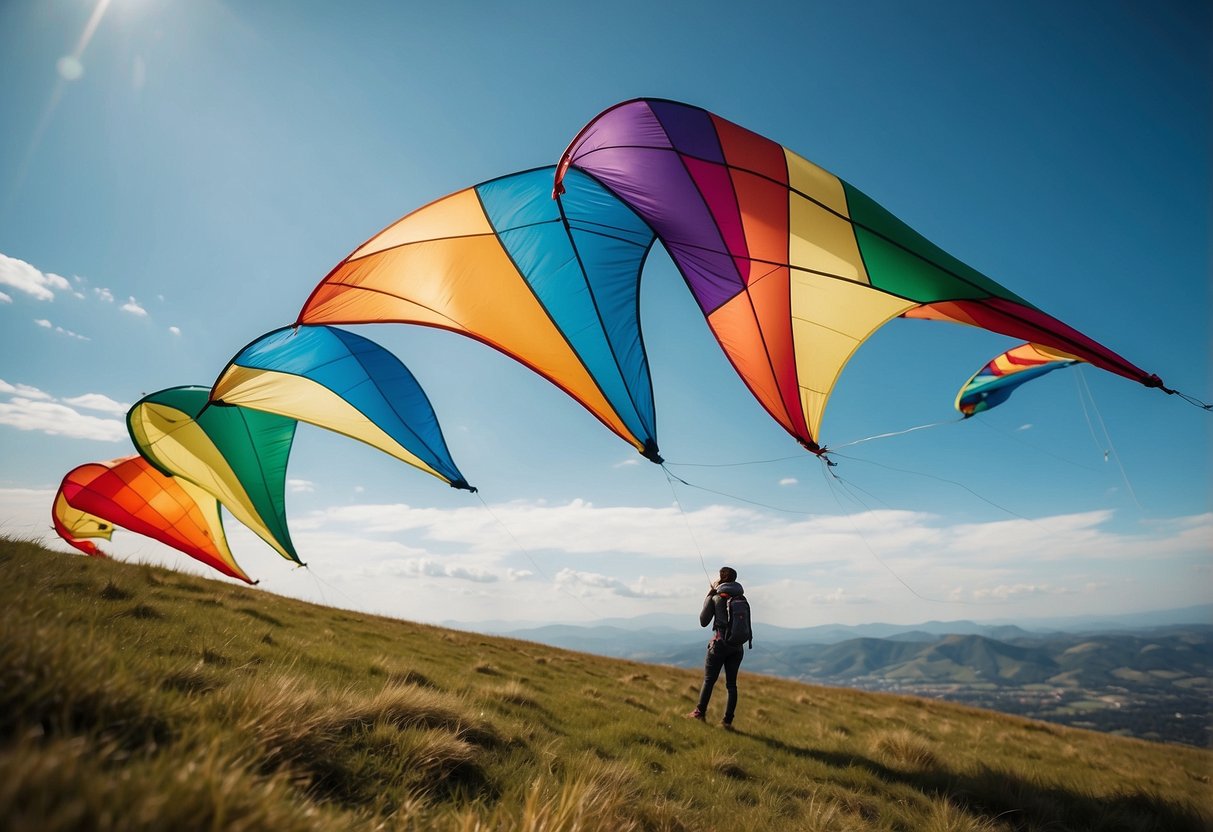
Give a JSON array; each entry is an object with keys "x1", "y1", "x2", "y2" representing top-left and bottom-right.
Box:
[{"x1": 700, "y1": 580, "x2": 745, "y2": 636}]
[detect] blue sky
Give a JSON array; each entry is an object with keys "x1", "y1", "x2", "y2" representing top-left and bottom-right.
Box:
[{"x1": 1, "y1": 0, "x2": 1209, "y2": 629}]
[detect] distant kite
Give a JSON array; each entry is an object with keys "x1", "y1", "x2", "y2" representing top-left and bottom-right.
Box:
[
  {"x1": 956, "y1": 343, "x2": 1082, "y2": 417},
  {"x1": 53, "y1": 454, "x2": 253, "y2": 583},
  {"x1": 128, "y1": 387, "x2": 300, "y2": 564},
  {"x1": 211, "y1": 325, "x2": 474, "y2": 490},
  {"x1": 298, "y1": 166, "x2": 662, "y2": 462},
  {"x1": 556, "y1": 98, "x2": 1172, "y2": 453}
]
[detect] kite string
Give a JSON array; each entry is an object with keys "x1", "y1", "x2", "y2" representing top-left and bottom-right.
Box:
[
  {"x1": 818, "y1": 462, "x2": 953, "y2": 605},
  {"x1": 663, "y1": 464, "x2": 817, "y2": 516},
  {"x1": 829, "y1": 417, "x2": 962, "y2": 450},
  {"x1": 826, "y1": 448, "x2": 1046, "y2": 528},
  {"x1": 474, "y1": 492, "x2": 607, "y2": 619},
  {"x1": 1073, "y1": 368, "x2": 1107, "y2": 460},
  {"x1": 820, "y1": 461, "x2": 1010, "y2": 607},
  {"x1": 664, "y1": 455, "x2": 804, "y2": 469},
  {"x1": 296, "y1": 562, "x2": 360, "y2": 612},
  {"x1": 972, "y1": 415, "x2": 1102, "y2": 473},
  {"x1": 1075, "y1": 369, "x2": 1142, "y2": 510},
  {"x1": 662, "y1": 464, "x2": 712, "y2": 582}
]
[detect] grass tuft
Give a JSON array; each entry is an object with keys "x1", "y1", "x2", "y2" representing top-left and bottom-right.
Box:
[
  {"x1": 873, "y1": 728, "x2": 940, "y2": 769},
  {"x1": 709, "y1": 752, "x2": 749, "y2": 780},
  {"x1": 99, "y1": 580, "x2": 132, "y2": 601}
]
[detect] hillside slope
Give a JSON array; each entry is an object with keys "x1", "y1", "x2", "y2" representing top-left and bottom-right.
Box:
[{"x1": 1, "y1": 537, "x2": 1209, "y2": 831}]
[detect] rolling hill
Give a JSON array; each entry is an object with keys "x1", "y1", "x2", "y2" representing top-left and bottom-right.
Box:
[{"x1": 2, "y1": 535, "x2": 1209, "y2": 831}]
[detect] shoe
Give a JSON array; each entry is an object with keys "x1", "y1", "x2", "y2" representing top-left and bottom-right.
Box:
[
  {"x1": 685, "y1": 709, "x2": 705, "y2": 721},
  {"x1": 720, "y1": 721, "x2": 734, "y2": 731}
]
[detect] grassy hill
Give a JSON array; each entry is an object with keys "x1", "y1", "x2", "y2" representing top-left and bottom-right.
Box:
[{"x1": 2, "y1": 536, "x2": 1210, "y2": 832}]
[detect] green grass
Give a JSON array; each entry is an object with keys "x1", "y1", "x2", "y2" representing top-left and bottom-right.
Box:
[{"x1": 1, "y1": 534, "x2": 1210, "y2": 831}]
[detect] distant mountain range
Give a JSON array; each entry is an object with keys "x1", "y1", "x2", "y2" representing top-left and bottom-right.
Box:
[
  {"x1": 454, "y1": 603, "x2": 1213, "y2": 662},
  {"x1": 658, "y1": 629, "x2": 1213, "y2": 688}
]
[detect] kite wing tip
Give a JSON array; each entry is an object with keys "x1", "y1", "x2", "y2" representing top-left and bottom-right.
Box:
[{"x1": 641, "y1": 440, "x2": 663, "y2": 465}]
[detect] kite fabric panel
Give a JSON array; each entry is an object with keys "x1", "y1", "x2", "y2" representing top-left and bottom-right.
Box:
[
  {"x1": 555, "y1": 98, "x2": 1163, "y2": 452},
  {"x1": 296, "y1": 166, "x2": 663, "y2": 462},
  {"x1": 956, "y1": 342, "x2": 1082, "y2": 417},
  {"x1": 211, "y1": 325, "x2": 474, "y2": 491},
  {"x1": 127, "y1": 386, "x2": 301, "y2": 564},
  {"x1": 52, "y1": 455, "x2": 253, "y2": 582},
  {"x1": 52, "y1": 493, "x2": 111, "y2": 557}
]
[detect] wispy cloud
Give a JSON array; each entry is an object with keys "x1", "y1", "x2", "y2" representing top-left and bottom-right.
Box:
[
  {"x1": 0, "y1": 252, "x2": 71, "y2": 301},
  {"x1": 287, "y1": 479, "x2": 315, "y2": 493},
  {"x1": 556, "y1": 568, "x2": 679, "y2": 598},
  {"x1": 94, "y1": 287, "x2": 113, "y2": 302},
  {"x1": 807, "y1": 587, "x2": 874, "y2": 605},
  {"x1": 61, "y1": 393, "x2": 129, "y2": 414},
  {"x1": 0, "y1": 379, "x2": 52, "y2": 400},
  {"x1": 121, "y1": 296, "x2": 147, "y2": 316},
  {"x1": 168, "y1": 325, "x2": 181, "y2": 336},
  {"x1": 0, "y1": 291, "x2": 11, "y2": 304},
  {"x1": 0, "y1": 379, "x2": 127, "y2": 441},
  {"x1": 779, "y1": 477, "x2": 798, "y2": 486},
  {"x1": 33, "y1": 318, "x2": 88, "y2": 340}
]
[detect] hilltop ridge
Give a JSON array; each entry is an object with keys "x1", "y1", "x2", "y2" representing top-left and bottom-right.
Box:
[{"x1": 2, "y1": 536, "x2": 1209, "y2": 831}]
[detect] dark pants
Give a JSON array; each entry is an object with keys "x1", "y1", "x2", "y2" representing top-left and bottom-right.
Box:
[{"x1": 696, "y1": 640, "x2": 743, "y2": 722}]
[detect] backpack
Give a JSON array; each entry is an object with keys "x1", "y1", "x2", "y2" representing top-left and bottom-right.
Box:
[{"x1": 723, "y1": 595, "x2": 753, "y2": 648}]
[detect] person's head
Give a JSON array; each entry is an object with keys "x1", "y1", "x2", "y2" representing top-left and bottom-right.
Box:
[{"x1": 719, "y1": 566, "x2": 737, "y2": 584}]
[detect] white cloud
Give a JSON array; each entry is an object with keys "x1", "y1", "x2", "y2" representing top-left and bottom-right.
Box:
[
  {"x1": 61, "y1": 393, "x2": 129, "y2": 414},
  {"x1": 807, "y1": 587, "x2": 874, "y2": 605},
  {"x1": 555, "y1": 568, "x2": 679, "y2": 598},
  {"x1": 94, "y1": 287, "x2": 113, "y2": 302},
  {"x1": 0, "y1": 398, "x2": 126, "y2": 441},
  {"x1": 168, "y1": 326, "x2": 181, "y2": 336},
  {"x1": 971, "y1": 583, "x2": 1068, "y2": 601},
  {"x1": 0, "y1": 252, "x2": 71, "y2": 301},
  {"x1": 779, "y1": 477, "x2": 798, "y2": 486},
  {"x1": 1017, "y1": 424, "x2": 1033, "y2": 432},
  {"x1": 34, "y1": 318, "x2": 51, "y2": 328},
  {"x1": 121, "y1": 296, "x2": 147, "y2": 316},
  {"x1": 0, "y1": 291, "x2": 11, "y2": 303},
  {"x1": 0, "y1": 379, "x2": 52, "y2": 400},
  {"x1": 287, "y1": 479, "x2": 315, "y2": 493},
  {"x1": 0, "y1": 380, "x2": 129, "y2": 441},
  {"x1": 613, "y1": 458, "x2": 641, "y2": 468},
  {"x1": 367, "y1": 557, "x2": 498, "y2": 583}
]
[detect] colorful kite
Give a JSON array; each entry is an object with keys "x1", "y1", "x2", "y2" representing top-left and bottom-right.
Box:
[
  {"x1": 956, "y1": 343, "x2": 1082, "y2": 417},
  {"x1": 211, "y1": 325, "x2": 474, "y2": 491},
  {"x1": 128, "y1": 387, "x2": 300, "y2": 564},
  {"x1": 555, "y1": 98, "x2": 1167, "y2": 453},
  {"x1": 297, "y1": 166, "x2": 662, "y2": 462},
  {"x1": 53, "y1": 455, "x2": 253, "y2": 582}
]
